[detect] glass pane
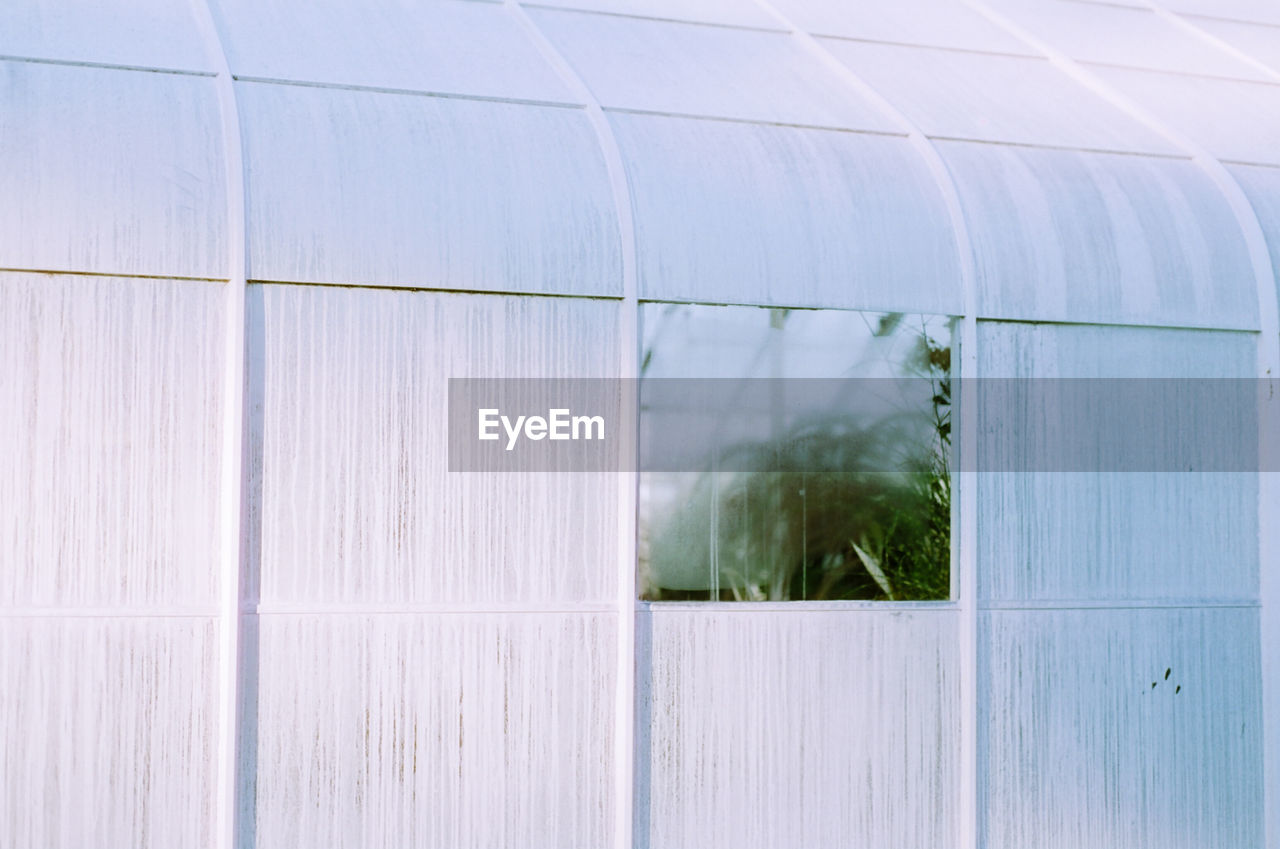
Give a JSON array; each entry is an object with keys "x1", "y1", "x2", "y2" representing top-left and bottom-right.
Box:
[{"x1": 638, "y1": 302, "x2": 954, "y2": 601}]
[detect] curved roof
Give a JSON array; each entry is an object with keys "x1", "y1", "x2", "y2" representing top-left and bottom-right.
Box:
[{"x1": 2, "y1": 0, "x2": 1279, "y2": 331}]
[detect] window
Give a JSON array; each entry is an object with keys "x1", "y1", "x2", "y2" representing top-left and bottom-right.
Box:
[{"x1": 638, "y1": 302, "x2": 954, "y2": 601}]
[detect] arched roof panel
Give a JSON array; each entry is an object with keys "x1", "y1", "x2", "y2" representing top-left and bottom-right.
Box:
[
  {"x1": 527, "y1": 0, "x2": 783, "y2": 30},
  {"x1": 237, "y1": 82, "x2": 623, "y2": 295},
  {"x1": 1186, "y1": 15, "x2": 1280, "y2": 71},
  {"x1": 526, "y1": 7, "x2": 902, "y2": 132},
  {"x1": 1164, "y1": 0, "x2": 1280, "y2": 27},
  {"x1": 0, "y1": 61, "x2": 227, "y2": 279},
  {"x1": 767, "y1": 0, "x2": 1035, "y2": 55},
  {"x1": 938, "y1": 140, "x2": 1258, "y2": 328},
  {"x1": 0, "y1": 0, "x2": 212, "y2": 72},
  {"x1": 610, "y1": 111, "x2": 962, "y2": 312},
  {"x1": 207, "y1": 0, "x2": 577, "y2": 103},
  {"x1": 1229, "y1": 163, "x2": 1280, "y2": 309},
  {"x1": 821, "y1": 39, "x2": 1181, "y2": 154}
]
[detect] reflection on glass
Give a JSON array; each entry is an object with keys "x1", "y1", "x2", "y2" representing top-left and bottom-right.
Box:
[{"x1": 638, "y1": 303, "x2": 954, "y2": 601}]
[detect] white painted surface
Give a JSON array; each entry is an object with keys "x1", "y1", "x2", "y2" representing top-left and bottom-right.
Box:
[
  {"x1": 977, "y1": 322, "x2": 1258, "y2": 603},
  {"x1": 250, "y1": 613, "x2": 615, "y2": 849},
  {"x1": 639, "y1": 607, "x2": 959, "y2": 849},
  {"x1": 938, "y1": 141, "x2": 1257, "y2": 328},
  {"x1": 526, "y1": 7, "x2": 900, "y2": 131},
  {"x1": 609, "y1": 112, "x2": 960, "y2": 311},
  {"x1": 981, "y1": 608, "x2": 1263, "y2": 849},
  {"x1": 0, "y1": 617, "x2": 218, "y2": 849},
  {"x1": 251, "y1": 284, "x2": 620, "y2": 605},
  {"x1": 0, "y1": 272, "x2": 225, "y2": 608},
  {"x1": 207, "y1": 0, "x2": 577, "y2": 102},
  {"x1": 0, "y1": 61, "x2": 227, "y2": 279},
  {"x1": 237, "y1": 81, "x2": 622, "y2": 293},
  {"x1": 821, "y1": 40, "x2": 1181, "y2": 154},
  {"x1": 0, "y1": 0, "x2": 212, "y2": 70}
]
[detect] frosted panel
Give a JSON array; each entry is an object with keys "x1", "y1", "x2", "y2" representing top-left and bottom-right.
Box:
[
  {"x1": 527, "y1": 8, "x2": 901, "y2": 132},
  {"x1": 611, "y1": 113, "x2": 961, "y2": 310},
  {"x1": 513, "y1": 0, "x2": 781, "y2": 30},
  {"x1": 939, "y1": 141, "x2": 1256, "y2": 328},
  {"x1": 0, "y1": 62, "x2": 227, "y2": 279},
  {"x1": 208, "y1": 0, "x2": 575, "y2": 103},
  {"x1": 977, "y1": 322, "x2": 1258, "y2": 602},
  {"x1": 822, "y1": 41, "x2": 1180, "y2": 155},
  {"x1": 773, "y1": 0, "x2": 1033, "y2": 54},
  {"x1": 984, "y1": 0, "x2": 1266, "y2": 80},
  {"x1": 251, "y1": 613, "x2": 614, "y2": 849},
  {"x1": 641, "y1": 608, "x2": 959, "y2": 849},
  {"x1": 1230, "y1": 163, "x2": 1280, "y2": 305},
  {"x1": 1188, "y1": 17, "x2": 1280, "y2": 72},
  {"x1": 239, "y1": 82, "x2": 621, "y2": 293},
  {"x1": 0, "y1": 272, "x2": 224, "y2": 608},
  {"x1": 0, "y1": 618, "x2": 217, "y2": 849},
  {"x1": 1165, "y1": 0, "x2": 1280, "y2": 26},
  {"x1": 0, "y1": 0, "x2": 212, "y2": 71},
  {"x1": 1095, "y1": 66, "x2": 1280, "y2": 166},
  {"x1": 253, "y1": 285, "x2": 619, "y2": 605},
  {"x1": 981, "y1": 608, "x2": 1264, "y2": 849}
]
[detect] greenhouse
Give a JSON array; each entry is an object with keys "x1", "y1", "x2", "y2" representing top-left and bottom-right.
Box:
[{"x1": 1, "y1": 0, "x2": 1278, "y2": 847}]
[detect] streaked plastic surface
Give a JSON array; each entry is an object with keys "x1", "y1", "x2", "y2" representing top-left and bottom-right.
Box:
[
  {"x1": 640, "y1": 608, "x2": 959, "y2": 848},
  {"x1": 939, "y1": 140, "x2": 1257, "y2": 328},
  {"x1": 977, "y1": 322, "x2": 1258, "y2": 603},
  {"x1": 237, "y1": 82, "x2": 622, "y2": 293},
  {"x1": 527, "y1": 7, "x2": 901, "y2": 132},
  {"x1": 0, "y1": 0, "x2": 212, "y2": 71},
  {"x1": 822, "y1": 40, "x2": 1180, "y2": 154},
  {"x1": 777, "y1": 0, "x2": 1034, "y2": 54},
  {"x1": 1164, "y1": 0, "x2": 1280, "y2": 27},
  {"x1": 0, "y1": 272, "x2": 225, "y2": 609},
  {"x1": 0, "y1": 618, "x2": 217, "y2": 849},
  {"x1": 0, "y1": 61, "x2": 227, "y2": 279},
  {"x1": 524, "y1": 0, "x2": 782, "y2": 30},
  {"x1": 1231, "y1": 163, "x2": 1280, "y2": 305},
  {"x1": 250, "y1": 285, "x2": 620, "y2": 605},
  {"x1": 1186, "y1": 15, "x2": 1280, "y2": 73},
  {"x1": 981, "y1": 608, "x2": 1264, "y2": 849},
  {"x1": 250, "y1": 613, "x2": 615, "y2": 849},
  {"x1": 610, "y1": 112, "x2": 961, "y2": 310},
  {"x1": 207, "y1": 0, "x2": 576, "y2": 102}
]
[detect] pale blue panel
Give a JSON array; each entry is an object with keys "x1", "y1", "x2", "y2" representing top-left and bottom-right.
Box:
[
  {"x1": 977, "y1": 322, "x2": 1258, "y2": 603},
  {"x1": 526, "y1": 7, "x2": 901, "y2": 132},
  {"x1": 981, "y1": 609, "x2": 1264, "y2": 849},
  {"x1": 238, "y1": 82, "x2": 621, "y2": 294},
  {"x1": 773, "y1": 0, "x2": 1033, "y2": 54},
  {"x1": 251, "y1": 285, "x2": 620, "y2": 605},
  {"x1": 208, "y1": 0, "x2": 575, "y2": 102},
  {"x1": 610, "y1": 112, "x2": 961, "y2": 311},
  {"x1": 940, "y1": 141, "x2": 1257, "y2": 328},
  {"x1": 528, "y1": 0, "x2": 782, "y2": 29},
  {"x1": 1095, "y1": 66, "x2": 1280, "y2": 166},
  {"x1": 252, "y1": 613, "x2": 615, "y2": 849},
  {"x1": 0, "y1": 618, "x2": 218, "y2": 849},
  {"x1": 821, "y1": 40, "x2": 1180, "y2": 154},
  {"x1": 1229, "y1": 163, "x2": 1280, "y2": 308},
  {"x1": 0, "y1": 0, "x2": 211, "y2": 71},
  {"x1": 642, "y1": 608, "x2": 959, "y2": 849},
  {"x1": 0, "y1": 62, "x2": 227, "y2": 278}
]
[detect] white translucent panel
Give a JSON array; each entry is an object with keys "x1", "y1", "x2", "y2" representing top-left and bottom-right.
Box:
[
  {"x1": 0, "y1": 0, "x2": 212, "y2": 70},
  {"x1": 0, "y1": 273, "x2": 224, "y2": 608},
  {"x1": 525, "y1": 0, "x2": 782, "y2": 30},
  {"x1": 526, "y1": 8, "x2": 901, "y2": 132},
  {"x1": 252, "y1": 285, "x2": 619, "y2": 605},
  {"x1": 821, "y1": 40, "x2": 1180, "y2": 154},
  {"x1": 251, "y1": 613, "x2": 614, "y2": 849},
  {"x1": 1094, "y1": 66, "x2": 1280, "y2": 166},
  {"x1": 938, "y1": 141, "x2": 1257, "y2": 328},
  {"x1": 772, "y1": 0, "x2": 1033, "y2": 54},
  {"x1": 0, "y1": 62, "x2": 227, "y2": 279},
  {"x1": 984, "y1": 0, "x2": 1267, "y2": 80},
  {"x1": 1165, "y1": 0, "x2": 1280, "y2": 27},
  {"x1": 611, "y1": 113, "x2": 961, "y2": 310},
  {"x1": 1188, "y1": 16, "x2": 1280, "y2": 72},
  {"x1": 208, "y1": 0, "x2": 574, "y2": 103},
  {"x1": 1229, "y1": 163, "x2": 1280, "y2": 305},
  {"x1": 0, "y1": 617, "x2": 217, "y2": 849},
  {"x1": 238, "y1": 82, "x2": 621, "y2": 293},
  {"x1": 641, "y1": 608, "x2": 959, "y2": 848},
  {"x1": 981, "y1": 608, "x2": 1264, "y2": 849},
  {"x1": 977, "y1": 322, "x2": 1258, "y2": 602}
]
